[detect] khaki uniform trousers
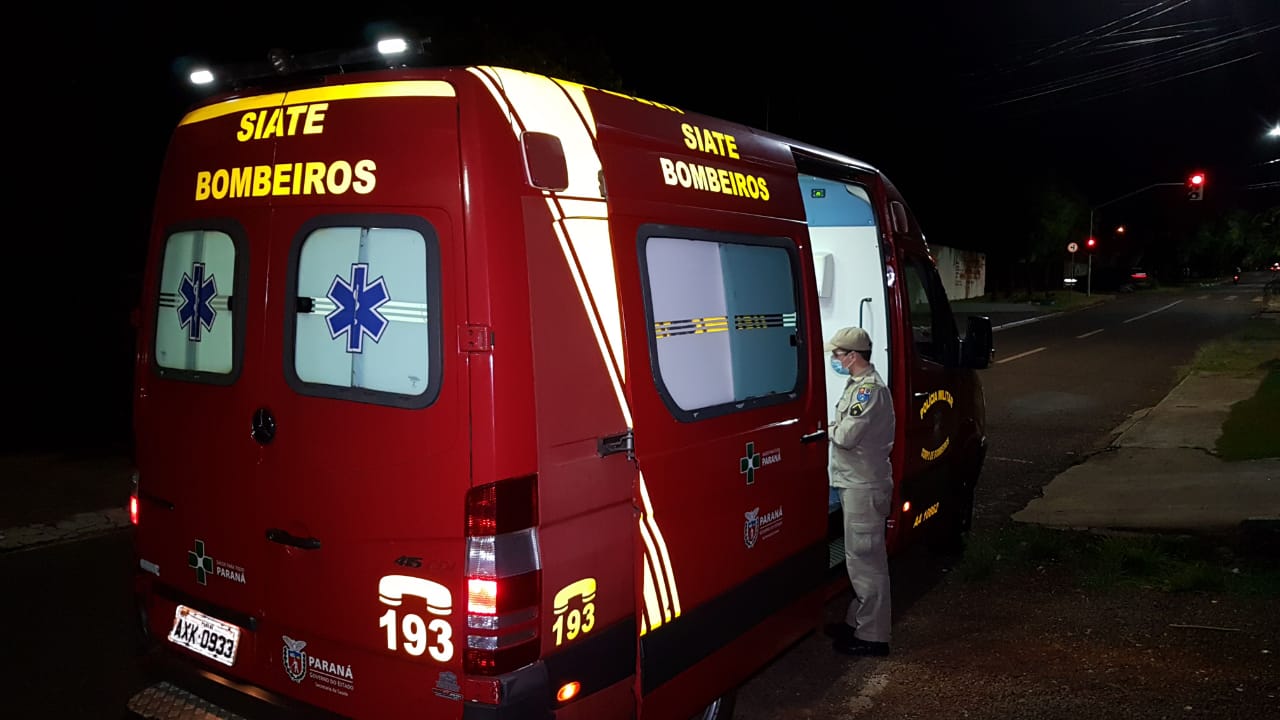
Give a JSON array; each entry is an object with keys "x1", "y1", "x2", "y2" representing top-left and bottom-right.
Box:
[{"x1": 839, "y1": 483, "x2": 891, "y2": 643}]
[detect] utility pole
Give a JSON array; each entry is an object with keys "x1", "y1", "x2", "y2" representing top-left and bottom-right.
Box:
[{"x1": 1087, "y1": 181, "x2": 1183, "y2": 295}]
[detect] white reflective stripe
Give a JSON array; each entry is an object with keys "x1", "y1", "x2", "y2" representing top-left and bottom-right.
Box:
[
  {"x1": 551, "y1": 80, "x2": 600, "y2": 141},
  {"x1": 470, "y1": 66, "x2": 685, "y2": 634},
  {"x1": 639, "y1": 472, "x2": 681, "y2": 619},
  {"x1": 637, "y1": 504, "x2": 671, "y2": 628},
  {"x1": 640, "y1": 558, "x2": 663, "y2": 636},
  {"x1": 307, "y1": 298, "x2": 428, "y2": 323},
  {"x1": 468, "y1": 67, "x2": 521, "y2": 138},
  {"x1": 547, "y1": 215, "x2": 632, "y2": 425},
  {"x1": 471, "y1": 67, "x2": 603, "y2": 200}
]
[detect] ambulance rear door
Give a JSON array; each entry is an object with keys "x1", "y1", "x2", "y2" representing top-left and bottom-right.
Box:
[
  {"x1": 252, "y1": 82, "x2": 471, "y2": 717},
  {"x1": 133, "y1": 118, "x2": 274, "y2": 676}
]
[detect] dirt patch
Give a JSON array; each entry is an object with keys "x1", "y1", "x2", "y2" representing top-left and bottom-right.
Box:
[{"x1": 737, "y1": 530, "x2": 1279, "y2": 720}]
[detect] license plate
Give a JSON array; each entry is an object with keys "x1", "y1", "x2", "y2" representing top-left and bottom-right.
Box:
[{"x1": 168, "y1": 605, "x2": 240, "y2": 667}]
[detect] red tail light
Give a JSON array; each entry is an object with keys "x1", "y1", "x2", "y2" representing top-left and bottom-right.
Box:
[
  {"x1": 463, "y1": 475, "x2": 541, "y2": 693},
  {"x1": 129, "y1": 471, "x2": 140, "y2": 526}
]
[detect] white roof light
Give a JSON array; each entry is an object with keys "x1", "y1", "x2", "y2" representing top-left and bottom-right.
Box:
[
  {"x1": 190, "y1": 69, "x2": 214, "y2": 85},
  {"x1": 377, "y1": 38, "x2": 408, "y2": 55}
]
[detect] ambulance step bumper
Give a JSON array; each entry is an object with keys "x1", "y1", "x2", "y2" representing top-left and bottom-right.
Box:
[
  {"x1": 127, "y1": 681, "x2": 247, "y2": 720},
  {"x1": 828, "y1": 537, "x2": 845, "y2": 568}
]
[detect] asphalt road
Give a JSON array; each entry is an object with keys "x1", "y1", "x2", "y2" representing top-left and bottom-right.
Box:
[
  {"x1": 960, "y1": 280, "x2": 1261, "y2": 526},
  {"x1": 0, "y1": 278, "x2": 1265, "y2": 719}
]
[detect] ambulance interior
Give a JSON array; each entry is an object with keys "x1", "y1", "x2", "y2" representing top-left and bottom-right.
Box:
[{"x1": 797, "y1": 175, "x2": 890, "y2": 518}]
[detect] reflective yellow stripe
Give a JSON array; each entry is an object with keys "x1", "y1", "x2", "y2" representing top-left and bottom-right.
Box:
[
  {"x1": 178, "y1": 80, "x2": 455, "y2": 126},
  {"x1": 180, "y1": 93, "x2": 287, "y2": 127}
]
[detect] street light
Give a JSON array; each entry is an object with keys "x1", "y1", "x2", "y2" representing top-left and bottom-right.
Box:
[
  {"x1": 1115, "y1": 225, "x2": 1125, "y2": 234},
  {"x1": 1269, "y1": 124, "x2": 1280, "y2": 138}
]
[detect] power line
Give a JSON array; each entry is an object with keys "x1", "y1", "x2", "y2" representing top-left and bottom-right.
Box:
[{"x1": 984, "y1": 23, "x2": 1277, "y2": 108}]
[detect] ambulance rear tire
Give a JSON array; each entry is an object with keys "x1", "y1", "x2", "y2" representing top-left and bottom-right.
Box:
[{"x1": 692, "y1": 689, "x2": 737, "y2": 720}]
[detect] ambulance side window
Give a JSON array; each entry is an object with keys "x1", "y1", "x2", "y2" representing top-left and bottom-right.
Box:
[
  {"x1": 903, "y1": 258, "x2": 958, "y2": 365},
  {"x1": 286, "y1": 218, "x2": 441, "y2": 409},
  {"x1": 640, "y1": 228, "x2": 802, "y2": 421},
  {"x1": 154, "y1": 226, "x2": 243, "y2": 382}
]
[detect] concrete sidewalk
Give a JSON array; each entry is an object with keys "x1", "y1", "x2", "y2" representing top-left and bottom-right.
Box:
[
  {"x1": 0, "y1": 450, "x2": 134, "y2": 552},
  {"x1": 1014, "y1": 368, "x2": 1280, "y2": 541}
]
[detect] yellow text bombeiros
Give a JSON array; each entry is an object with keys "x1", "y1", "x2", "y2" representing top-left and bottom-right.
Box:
[
  {"x1": 194, "y1": 160, "x2": 378, "y2": 201},
  {"x1": 658, "y1": 157, "x2": 769, "y2": 201}
]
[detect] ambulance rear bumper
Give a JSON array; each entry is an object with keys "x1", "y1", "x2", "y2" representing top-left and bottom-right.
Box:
[
  {"x1": 127, "y1": 647, "x2": 350, "y2": 720},
  {"x1": 127, "y1": 645, "x2": 554, "y2": 720}
]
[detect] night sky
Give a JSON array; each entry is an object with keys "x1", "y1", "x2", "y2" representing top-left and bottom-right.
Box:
[{"x1": 12, "y1": 2, "x2": 1278, "y2": 453}]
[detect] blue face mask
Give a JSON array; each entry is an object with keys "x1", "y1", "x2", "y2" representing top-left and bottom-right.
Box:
[{"x1": 831, "y1": 356, "x2": 851, "y2": 376}]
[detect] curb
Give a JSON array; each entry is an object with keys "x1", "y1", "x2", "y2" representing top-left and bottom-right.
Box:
[{"x1": 0, "y1": 508, "x2": 132, "y2": 554}]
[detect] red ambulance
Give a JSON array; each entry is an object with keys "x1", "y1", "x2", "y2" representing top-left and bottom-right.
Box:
[{"x1": 127, "y1": 47, "x2": 991, "y2": 720}]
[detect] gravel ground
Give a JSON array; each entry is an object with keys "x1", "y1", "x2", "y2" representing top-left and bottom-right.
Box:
[{"x1": 736, "y1": 539, "x2": 1279, "y2": 720}]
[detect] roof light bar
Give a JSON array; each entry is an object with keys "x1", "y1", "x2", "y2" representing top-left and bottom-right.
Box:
[
  {"x1": 185, "y1": 35, "x2": 431, "y2": 90},
  {"x1": 377, "y1": 38, "x2": 408, "y2": 55}
]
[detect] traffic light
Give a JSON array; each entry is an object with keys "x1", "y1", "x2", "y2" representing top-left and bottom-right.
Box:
[
  {"x1": 1186, "y1": 171, "x2": 1205, "y2": 201},
  {"x1": 1086, "y1": 237, "x2": 1097, "y2": 250}
]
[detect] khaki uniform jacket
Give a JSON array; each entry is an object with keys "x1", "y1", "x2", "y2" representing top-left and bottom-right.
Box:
[{"x1": 829, "y1": 365, "x2": 895, "y2": 493}]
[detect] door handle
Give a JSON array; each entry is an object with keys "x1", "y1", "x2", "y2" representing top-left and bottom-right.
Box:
[
  {"x1": 266, "y1": 528, "x2": 321, "y2": 550},
  {"x1": 801, "y1": 429, "x2": 828, "y2": 444},
  {"x1": 858, "y1": 297, "x2": 873, "y2": 328}
]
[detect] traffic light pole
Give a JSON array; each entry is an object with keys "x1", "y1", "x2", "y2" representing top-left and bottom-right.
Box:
[{"x1": 1086, "y1": 182, "x2": 1183, "y2": 296}]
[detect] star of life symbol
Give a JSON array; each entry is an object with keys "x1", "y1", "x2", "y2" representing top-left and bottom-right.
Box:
[
  {"x1": 282, "y1": 636, "x2": 309, "y2": 683},
  {"x1": 326, "y1": 263, "x2": 391, "y2": 353},
  {"x1": 177, "y1": 262, "x2": 218, "y2": 342},
  {"x1": 187, "y1": 539, "x2": 214, "y2": 586},
  {"x1": 739, "y1": 442, "x2": 762, "y2": 485}
]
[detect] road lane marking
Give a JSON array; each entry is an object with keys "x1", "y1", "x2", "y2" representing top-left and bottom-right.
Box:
[
  {"x1": 993, "y1": 312, "x2": 1063, "y2": 332},
  {"x1": 1122, "y1": 300, "x2": 1182, "y2": 324},
  {"x1": 995, "y1": 346, "x2": 1046, "y2": 364},
  {"x1": 1076, "y1": 329, "x2": 1105, "y2": 339},
  {"x1": 1253, "y1": 296, "x2": 1262, "y2": 303},
  {"x1": 1197, "y1": 295, "x2": 1209, "y2": 300},
  {"x1": 1224, "y1": 295, "x2": 1237, "y2": 301},
  {"x1": 991, "y1": 456, "x2": 1034, "y2": 464}
]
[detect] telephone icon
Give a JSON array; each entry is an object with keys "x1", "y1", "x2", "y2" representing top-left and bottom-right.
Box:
[
  {"x1": 377, "y1": 574, "x2": 455, "y2": 661},
  {"x1": 552, "y1": 577, "x2": 597, "y2": 646},
  {"x1": 378, "y1": 574, "x2": 452, "y2": 616}
]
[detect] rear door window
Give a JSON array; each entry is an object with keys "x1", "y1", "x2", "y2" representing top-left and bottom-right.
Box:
[
  {"x1": 285, "y1": 216, "x2": 441, "y2": 408},
  {"x1": 154, "y1": 225, "x2": 246, "y2": 382}
]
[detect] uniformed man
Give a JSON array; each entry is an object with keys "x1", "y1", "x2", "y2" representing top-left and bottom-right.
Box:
[{"x1": 825, "y1": 326, "x2": 895, "y2": 657}]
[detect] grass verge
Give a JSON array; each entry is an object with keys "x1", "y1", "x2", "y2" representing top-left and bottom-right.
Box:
[
  {"x1": 1217, "y1": 363, "x2": 1280, "y2": 460},
  {"x1": 951, "y1": 524, "x2": 1280, "y2": 597},
  {"x1": 1183, "y1": 316, "x2": 1280, "y2": 375}
]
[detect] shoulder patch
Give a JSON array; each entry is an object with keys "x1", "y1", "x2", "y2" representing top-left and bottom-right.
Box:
[
  {"x1": 855, "y1": 385, "x2": 874, "y2": 403},
  {"x1": 850, "y1": 403, "x2": 864, "y2": 416}
]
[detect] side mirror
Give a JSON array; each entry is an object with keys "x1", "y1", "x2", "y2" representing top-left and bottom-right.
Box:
[{"x1": 960, "y1": 316, "x2": 993, "y2": 369}]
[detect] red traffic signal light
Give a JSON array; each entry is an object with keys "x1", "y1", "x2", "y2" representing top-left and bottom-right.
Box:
[
  {"x1": 1187, "y1": 171, "x2": 1206, "y2": 201},
  {"x1": 1086, "y1": 237, "x2": 1097, "y2": 249}
]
